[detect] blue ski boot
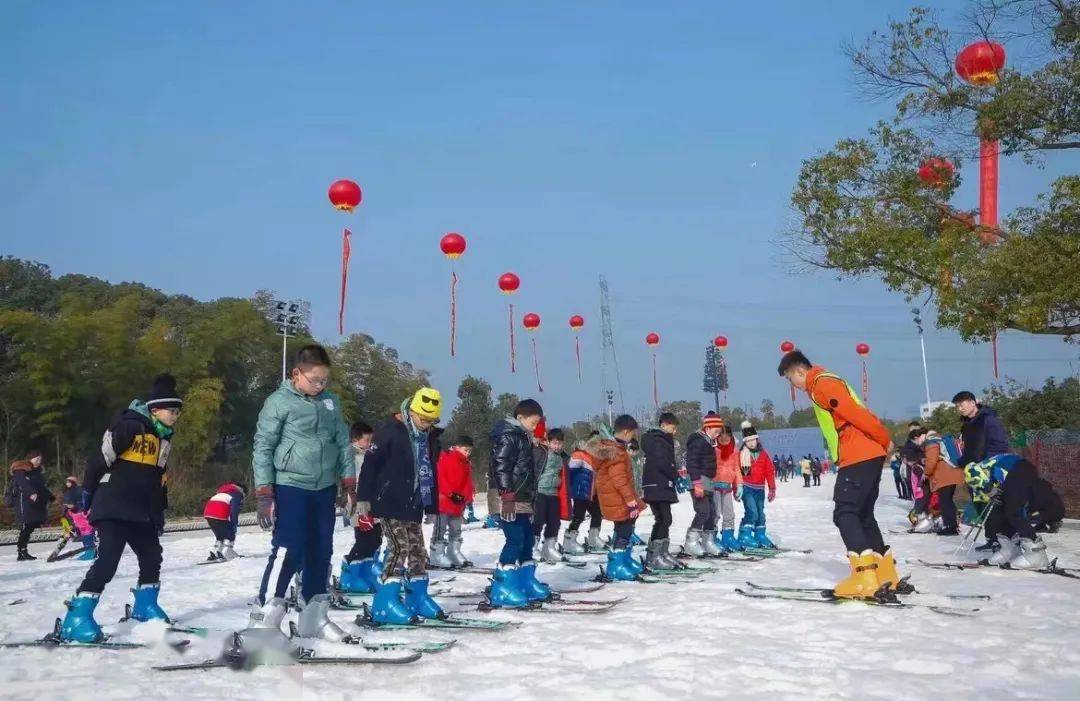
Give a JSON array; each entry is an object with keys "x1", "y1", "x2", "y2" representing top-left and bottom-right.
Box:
[
  {"x1": 630, "y1": 532, "x2": 645, "y2": 546},
  {"x1": 755, "y1": 527, "x2": 777, "y2": 549},
  {"x1": 488, "y1": 565, "x2": 530, "y2": 608},
  {"x1": 129, "y1": 583, "x2": 170, "y2": 622},
  {"x1": 483, "y1": 514, "x2": 500, "y2": 529},
  {"x1": 464, "y1": 503, "x2": 480, "y2": 524},
  {"x1": 338, "y1": 559, "x2": 376, "y2": 594},
  {"x1": 60, "y1": 593, "x2": 104, "y2": 643},
  {"x1": 604, "y1": 550, "x2": 638, "y2": 582},
  {"x1": 737, "y1": 524, "x2": 757, "y2": 550},
  {"x1": 720, "y1": 528, "x2": 741, "y2": 552},
  {"x1": 77, "y1": 545, "x2": 97, "y2": 561},
  {"x1": 404, "y1": 577, "x2": 446, "y2": 619},
  {"x1": 625, "y1": 548, "x2": 645, "y2": 575},
  {"x1": 516, "y1": 562, "x2": 553, "y2": 602},
  {"x1": 370, "y1": 578, "x2": 419, "y2": 625}
]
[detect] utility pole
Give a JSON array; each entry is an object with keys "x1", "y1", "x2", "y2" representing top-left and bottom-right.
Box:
[
  {"x1": 599, "y1": 276, "x2": 625, "y2": 422},
  {"x1": 911, "y1": 305, "x2": 932, "y2": 415},
  {"x1": 267, "y1": 297, "x2": 310, "y2": 380}
]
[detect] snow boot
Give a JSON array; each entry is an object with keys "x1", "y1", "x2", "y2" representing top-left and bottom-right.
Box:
[
  {"x1": 720, "y1": 528, "x2": 741, "y2": 552},
  {"x1": 488, "y1": 565, "x2": 529, "y2": 608},
  {"x1": 483, "y1": 514, "x2": 499, "y2": 529},
  {"x1": 604, "y1": 549, "x2": 637, "y2": 582},
  {"x1": 562, "y1": 529, "x2": 585, "y2": 555},
  {"x1": 210, "y1": 540, "x2": 224, "y2": 560},
  {"x1": 17, "y1": 548, "x2": 36, "y2": 561},
  {"x1": 912, "y1": 515, "x2": 934, "y2": 533},
  {"x1": 221, "y1": 540, "x2": 238, "y2": 560},
  {"x1": 585, "y1": 528, "x2": 606, "y2": 552},
  {"x1": 625, "y1": 547, "x2": 645, "y2": 575},
  {"x1": 988, "y1": 534, "x2": 1020, "y2": 566},
  {"x1": 702, "y1": 531, "x2": 723, "y2": 557},
  {"x1": 630, "y1": 532, "x2": 645, "y2": 546},
  {"x1": 754, "y1": 527, "x2": 777, "y2": 549},
  {"x1": 541, "y1": 537, "x2": 560, "y2": 564},
  {"x1": 129, "y1": 583, "x2": 171, "y2": 623},
  {"x1": 516, "y1": 562, "x2": 553, "y2": 602},
  {"x1": 645, "y1": 540, "x2": 666, "y2": 569},
  {"x1": 338, "y1": 559, "x2": 376, "y2": 594},
  {"x1": 832, "y1": 550, "x2": 882, "y2": 600},
  {"x1": 874, "y1": 549, "x2": 912, "y2": 593},
  {"x1": 446, "y1": 538, "x2": 472, "y2": 568},
  {"x1": 296, "y1": 594, "x2": 348, "y2": 641},
  {"x1": 248, "y1": 597, "x2": 289, "y2": 630},
  {"x1": 1009, "y1": 538, "x2": 1049, "y2": 570},
  {"x1": 404, "y1": 577, "x2": 446, "y2": 620},
  {"x1": 657, "y1": 539, "x2": 681, "y2": 569},
  {"x1": 77, "y1": 546, "x2": 97, "y2": 561},
  {"x1": 371, "y1": 579, "x2": 419, "y2": 625},
  {"x1": 428, "y1": 540, "x2": 454, "y2": 569},
  {"x1": 682, "y1": 529, "x2": 705, "y2": 557},
  {"x1": 60, "y1": 593, "x2": 104, "y2": 643},
  {"x1": 736, "y1": 524, "x2": 757, "y2": 549}
]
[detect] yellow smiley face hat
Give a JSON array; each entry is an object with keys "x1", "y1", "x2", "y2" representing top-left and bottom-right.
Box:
[{"x1": 409, "y1": 387, "x2": 442, "y2": 421}]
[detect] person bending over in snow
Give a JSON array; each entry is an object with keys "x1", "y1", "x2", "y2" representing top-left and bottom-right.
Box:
[
  {"x1": 357, "y1": 388, "x2": 445, "y2": 624},
  {"x1": 965, "y1": 454, "x2": 1052, "y2": 570},
  {"x1": 430, "y1": 435, "x2": 476, "y2": 568},
  {"x1": 57, "y1": 374, "x2": 182, "y2": 643},
  {"x1": 779, "y1": 351, "x2": 902, "y2": 600},
  {"x1": 203, "y1": 482, "x2": 246, "y2": 561}
]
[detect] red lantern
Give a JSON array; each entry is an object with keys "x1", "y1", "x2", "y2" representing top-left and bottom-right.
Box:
[
  {"x1": 569, "y1": 316, "x2": 585, "y2": 382},
  {"x1": 713, "y1": 335, "x2": 728, "y2": 350},
  {"x1": 856, "y1": 343, "x2": 871, "y2": 402},
  {"x1": 780, "y1": 340, "x2": 795, "y2": 354},
  {"x1": 522, "y1": 313, "x2": 543, "y2": 393},
  {"x1": 645, "y1": 333, "x2": 661, "y2": 347},
  {"x1": 917, "y1": 157, "x2": 955, "y2": 189},
  {"x1": 856, "y1": 343, "x2": 870, "y2": 357},
  {"x1": 328, "y1": 179, "x2": 362, "y2": 212},
  {"x1": 645, "y1": 333, "x2": 661, "y2": 407},
  {"x1": 498, "y1": 272, "x2": 520, "y2": 294},
  {"x1": 955, "y1": 41, "x2": 1006, "y2": 86},
  {"x1": 440, "y1": 233, "x2": 466, "y2": 259}
]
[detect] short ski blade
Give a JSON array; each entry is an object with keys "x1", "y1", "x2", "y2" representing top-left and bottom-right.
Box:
[
  {"x1": 0, "y1": 638, "x2": 145, "y2": 649},
  {"x1": 355, "y1": 614, "x2": 519, "y2": 631},
  {"x1": 744, "y1": 581, "x2": 992, "y2": 601},
  {"x1": 153, "y1": 651, "x2": 422, "y2": 671}
]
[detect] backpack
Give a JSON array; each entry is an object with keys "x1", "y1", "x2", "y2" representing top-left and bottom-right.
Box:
[{"x1": 939, "y1": 434, "x2": 962, "y2": 466}]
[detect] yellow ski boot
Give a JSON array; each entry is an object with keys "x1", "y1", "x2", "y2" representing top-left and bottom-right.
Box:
[
  {"x1": 875, "y1": 548, "x2": 914, "y2": 594},
  {"x1": 832, "y1": 550, "x2": 882, "y2": 600}
]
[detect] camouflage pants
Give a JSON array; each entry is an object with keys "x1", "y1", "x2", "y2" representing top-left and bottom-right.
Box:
[{"x1": 381, "y1": 518, "x2": 427, "y2": 581}]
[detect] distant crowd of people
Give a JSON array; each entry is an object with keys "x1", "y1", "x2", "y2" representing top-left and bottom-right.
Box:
[{"x1": 773, "y1": 454, "x2": 832, "y2": 487}]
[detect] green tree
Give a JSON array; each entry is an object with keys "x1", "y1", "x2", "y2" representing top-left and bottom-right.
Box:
[
  {"x1": 787, "y1": 407, "x2": 819, "y2": 428},
  {"x1": 333, "y1": 333, "x2": 431, "y2": 422},
  {"x1": 659, "y1": 400, "x2": 705, "y2": 448}
]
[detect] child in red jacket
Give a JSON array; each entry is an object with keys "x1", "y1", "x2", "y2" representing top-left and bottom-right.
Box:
[
  {"x1": 430, "y1": 436, "x2": 475, "y2": 568},
  {"x1": 203, "y1": 482, "x2": 246, "y2": 562}
]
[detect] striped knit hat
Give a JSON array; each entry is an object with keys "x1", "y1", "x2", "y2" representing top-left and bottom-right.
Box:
[{"x1": 702, "y1": 413, "x2": 724, "y2": 431}]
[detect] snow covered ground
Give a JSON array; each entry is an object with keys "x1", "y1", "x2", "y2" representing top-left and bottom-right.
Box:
[{"x1": 2, "y1": 473, "x2": 1079, "y2": 701}]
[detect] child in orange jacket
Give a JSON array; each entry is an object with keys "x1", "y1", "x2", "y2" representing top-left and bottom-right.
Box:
[
  {"x1": 712, "y1": 425, "x2": 743, "y2": 552},
  {"x1": 430, "y1": 436, "x2": 475, "y2": 568}
]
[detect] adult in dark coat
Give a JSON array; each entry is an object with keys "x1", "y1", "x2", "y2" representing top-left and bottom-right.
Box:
[
  {"x1": 11, "y1": 449, "x2": 54, "y2": 560},
  {"x1": 953, "y1": 392, "x2": 1010, "y2": 466}
]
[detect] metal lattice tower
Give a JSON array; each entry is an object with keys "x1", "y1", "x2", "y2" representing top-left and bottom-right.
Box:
[{"x1": 599, "y1": 276, "x2": 625, "y2": 422}]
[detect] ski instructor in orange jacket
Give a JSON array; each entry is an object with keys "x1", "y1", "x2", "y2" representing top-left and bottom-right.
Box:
[{"x1": 779, "y1": 349, "x2": 902, "y2": 601}]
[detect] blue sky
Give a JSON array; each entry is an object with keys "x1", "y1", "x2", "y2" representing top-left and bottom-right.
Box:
[{"x1": 3, "y1": 1, "x2": 1076, "y2": 424}]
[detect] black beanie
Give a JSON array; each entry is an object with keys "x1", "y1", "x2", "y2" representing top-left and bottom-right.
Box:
[
  {"x1": 740, "y1": 420, "x2": 758, "y2": 440},
  {"x1": 146, "y1": 374, "x2": 183, "y2": 411}
]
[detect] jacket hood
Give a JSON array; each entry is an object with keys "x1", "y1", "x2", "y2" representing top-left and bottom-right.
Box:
[
  {"x1": 585, "y1": 437, "x2": 622, "y2": 463},
  {"x1": 10, "y1": 460, "x2": 33, "y2": 475},
  {"x1": 123, "y1": 402, "x2": 155, "y2": 430}
]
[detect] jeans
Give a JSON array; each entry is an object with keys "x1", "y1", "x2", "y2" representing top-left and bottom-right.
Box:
[
  {"x1": 78, "y1": 519, "x2": 161, "y2": 594},
  {"x1": 498, "y1": 514, "x2": 534, "y2": 566},
  {"x1": 647, "y1": 501, "x2": 672, "y2": 540},
  {"x1": 612, "y1": 519, "x2": 637, "y2": 549},
  {"x1": 740, "y1": 488, "x2": 766, "y2": 529},
  {"x1": 258, "y1": 484, "x2": 336, "y2": 604},
  {"x1": 832, "y1": 459, "x2": 887, "y2": 555}
]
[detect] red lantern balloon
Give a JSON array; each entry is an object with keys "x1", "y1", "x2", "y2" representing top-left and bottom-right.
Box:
[
  {"x1": 917, "y1": 157, "x2": 955, "y2": 188},
  {"x1": 569, "y1": 315, "x2": 585, "y2": 382},
  {"x1": 522, "y1": 313, "x2": 541, "y2": 331},
  {"x1": 498, "y1": 272, "x2": 520, "y2": 294},
  {"x1": 856, "y1": 343, "x2": 870, "y2": 357},
  {"x1": 440, "y1": 233, "x2": 466, "y2": 259},
  {"x1": 328, "y1": 180, "x2": 362, "y2": 212},
  {"x1": 780, "y1": 340, "x2": 795, "y2": 353},
  {"x1": 955, "y1": 41, "x2": 1006, "y2": 86},
  {"x1": 569, "y1": 315, "x2": 585, "y2": 331},
  {"x1": 646, "y1": 333, "x2": 660, "y2": 347},
  {"x1": 713, "y1": 335, "x2": 728, "y2": 350}
]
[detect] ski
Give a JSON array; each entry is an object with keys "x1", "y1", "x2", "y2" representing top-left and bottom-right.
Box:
[
  {"x1": 733, "y1": 588, "x2": 980, "y2": 616},
  {"x1": 743, "y1": 547, "x2": 812, "y2": 556},
  {"x1": 439, "y1": 582, "x2": 608, "y2": 599},
  {"x1": 0, "y1": 638, "x2": 146, "y2": 650},
  {"x1": 448, "y1": 594, "x2": 627, "y2": 607},
  {"x1": 153, "y1": 648, "x2": 422, "y2": 671},
  {"x1": 474, "y1": 600, "x2": 618, "y2": 614},
  {"x1": 744, "y1": 581, "x2": 991, "y2": 601},
  {"x1": 354, "y1": 609, "x2": 520, "y2": 631},
  {"x1": 169, "y1": 625, "x2": 456, "y2": 654},
  {"x1": 915, "y1": 558, "x2": 1080, "y2": 579}
]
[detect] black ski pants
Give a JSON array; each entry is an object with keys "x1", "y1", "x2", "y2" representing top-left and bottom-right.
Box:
[
  {"x1": 832, "y1": 458, "x2": 887, "y2": 555},
  {"x1": 78, "y1": 519, "x2": 161, "y2": 594},
  {"x1": 936, "y1": 485, "x2": 958, "y2": 532},
  {"x1": 612, "y1": 519, "x2": 637, "y2": 549},
  {"x1": 532, "y1": 493, "x2": 561, "y2": 539},
  {"x1": 985, "y1": 461, "x2": 1038, "y2": 542},
  {"x1": 569, "y1": 498, "x2": 602, "y2": 532},
  {"x1": 345, "y1": 523, "x2": 383, "y2": 563},
  {"x1": 17, "y1": 520, "x2": 43, "y2": 551},
  {"x1": 647, "y1": 501, "x2": 673, "y2": 541},
  {"x1": 206, "y1": 518, "x2": 236, "y2": 542}
]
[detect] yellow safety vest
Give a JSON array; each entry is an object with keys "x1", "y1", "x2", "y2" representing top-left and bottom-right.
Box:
[{"x1": 807, "y1": 371, "x2": 864, "y2": 463}]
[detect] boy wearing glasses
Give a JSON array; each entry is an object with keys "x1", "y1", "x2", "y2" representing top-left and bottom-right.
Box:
[
  {"x1": 56, "y1": 374, "x2": 183, "y2": 643},
  {"x1": 250, "y1": 345, "x2": 354, "y2": 641}
]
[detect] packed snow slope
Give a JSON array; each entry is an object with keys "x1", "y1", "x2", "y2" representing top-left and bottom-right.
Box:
[{"x1": 2, "y1": 473, "x2": 1078, "y2": 701}]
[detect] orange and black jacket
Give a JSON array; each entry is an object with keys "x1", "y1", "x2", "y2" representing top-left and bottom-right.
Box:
[{"x1": 806, "y1": 366, "x2": 891, "y2": 468}]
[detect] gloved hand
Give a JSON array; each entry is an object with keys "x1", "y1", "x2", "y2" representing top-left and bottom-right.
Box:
[
  {"x1": 256, "y1": 486, "x2": 275, "y2": 531},
  {"x1": 734, "y1": 484, "x2": 743, "y2": 502},
  {"x1": 449, "y1": 492, "x2": 466, "y2": 505},
  {"x1": 692, "y1": 481, "x2": 704, "y2": 499},
  {"x1": 356, "y1": 501, "x2": 375, "y2": 531},
  {"x1": 627, "y1": 501, "x2": 640, "y2": 519},
  {"x1": 499, "y1": 492, "x2": 517, "y2": 521},
  {"x1": 767, "y1": 488, "x2": 776, "y2": 503}
]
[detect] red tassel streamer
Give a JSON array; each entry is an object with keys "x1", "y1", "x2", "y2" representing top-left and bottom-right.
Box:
[
  {"x1": 449, "y1": 268, "x2": 458, "y2": 357},
  {"x1": 992, "y1": 333, "x2": 999, "y2": 379},
  {"x1": 574, "y1": 336, "x2": 582, "y2": 383},
  {"x1": 790, "y1": 384, "x2": 797, "y2": 410},
  {"x1": 979, "y1": 139, "x2": 999, "y2": 232},
  {"x1": 338, "y1": 229, "x2": 351, "y2": 335},
  {"x1": 532, "y1": 337, "x2": 544, "y2": 393},
  {"x1": 508, "y1": 302, "x2": 516, "y2": 373},
  {"x1": 652, "y1": 352, "x2": 659, "y2": 408},
  {"x1": 861, "y1": 359, "x2": 869, "y2": 403}
]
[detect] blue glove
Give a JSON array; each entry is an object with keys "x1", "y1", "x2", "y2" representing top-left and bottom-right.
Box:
[{"x1": 675, "y1": 473, "x2": 691, "y2": 494}]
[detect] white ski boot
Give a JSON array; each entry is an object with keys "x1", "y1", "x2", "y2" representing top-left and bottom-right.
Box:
[
  {"x1": 210, "y1": 540, "x2": 225, "y2": 560},
  {"x1": 912, "y1": 515, "x2": 934, "y2": 533},
  {"x1": 702, "y1": 530, "x2": 723, "y2": 557},
  {"x1": 988, "y1": 534, "x2": 1020, "y2": 566},
  {"x1": 562, "y1": 530, "x2": 585, "y2": 555},
  {"x1": 585, "y1": 528, "x2": 606, "y2": 551},
  {"x1": 933, "y1": 516, "x2": 945, "y2": 532},
  {"x1": 541, "y1": 538, "x2": 560, "y2": 564},
  {"x1": 1009, "y1": 537, "x2": 1049, "y2": 570},
  {"x1": 248, "y1": 597, "x2": 289, "y2": 631},
  {"x1": 658, "y1": 539, "x2": 681, "y2": 569},
  {"x1": 682, "y1": 529, "x2": 705, "y2": 557},
  {"x1": 295, "y1": 594, "x2": 348, "y2": 642},
  {"x1": 446, "y1": 538, "x2": 472, "y2": 568},
  {"x1": 428, "y1": 540, "x2": 454, "y2": 568},
  {"x1": 221, "y1": 540, "x2": 238, "y2": 561}
]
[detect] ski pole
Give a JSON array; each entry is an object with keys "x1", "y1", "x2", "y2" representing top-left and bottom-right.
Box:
[{"x1": 956, "y1": 500, "x2": 994, "y2": 557}]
